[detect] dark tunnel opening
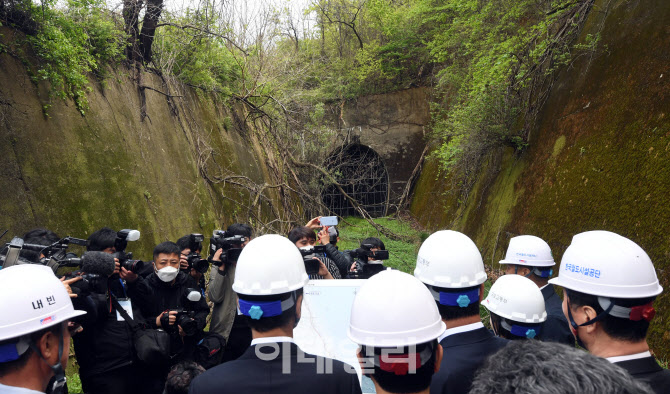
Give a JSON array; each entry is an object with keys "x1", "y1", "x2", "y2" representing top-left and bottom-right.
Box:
[{"x1": 321, "y1": 144, "x2": 389, "y2": 218}]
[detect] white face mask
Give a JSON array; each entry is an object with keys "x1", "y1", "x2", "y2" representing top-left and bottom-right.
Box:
[
  {"x1": 368, "y1": 260, "x2": 384, "y2": 265},
  {"x1": 156, "y1": 266, "x2": 178, "y2": 282}
]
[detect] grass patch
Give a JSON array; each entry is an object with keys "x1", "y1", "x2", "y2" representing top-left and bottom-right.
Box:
[{"x1": 66, "y1": 347, "x2": 82, "y2": 393}]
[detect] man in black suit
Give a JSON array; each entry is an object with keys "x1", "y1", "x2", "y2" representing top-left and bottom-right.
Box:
[
  {"x1": 549, "y1": 231, "x2": 670, "y2": 394},
  {"x1": 499, "y1": 235, "x2": 574, "y2": 346},
  {"x1": 348, "y1": 270, "x2": 446, "y2": 394},
  {"x1": 413, "y1": 230, "x2": 508, "y2": 394},
  {"x1": 189, "y1": 234, "x2": 362, "y2": 394}
]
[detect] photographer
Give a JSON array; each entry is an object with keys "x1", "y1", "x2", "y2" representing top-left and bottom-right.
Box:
[
  {"x1": 288, "y1": 226, "x2": 340, "y2": 279},
  {"x1": 71, "y1": 227, "x2": 152, "y2": 394},
  {"x1": 176, "y1": 234, "x2": 207, "y2": 294},
  {"x1": 348, "y1": 237, "x2": 388, "y2": 279},
  {"x1": 207, "y1": 224, "x2": 252, "y2": 363},
  {"x1": 141, "y1": 242, "x2": 209, "y2": 393}
]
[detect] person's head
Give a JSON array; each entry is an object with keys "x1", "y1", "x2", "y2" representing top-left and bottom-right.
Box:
[
  {"x1": 164, "y1": 361, "x2": 206, "y2": 394},
  {"x1": 414, "y1": 231, "x2": 487, "y2": 323},
  {"x1": 176, "y1": 234, "x2": 202, "y2": 255},
  {"x1": 20, "y1": 228, "x2": 60, "y2": 262},
  {"x1": 483, "y1": 275, "x2": 546, "y2": 340},
  {"x1": 349, "y1": 270, "x2": 445, "y2": 394},
  {"x1": 548, "y1": 231, "x2": 662, "y2": 353},
  {"x1": 233, "y1": 235, "x2": 309, "y2": 334},
  {"x1": 288, "y1": 226, "x2": 316, "y2": 248},
  {"x1": 469, "y1": 340, "x2": 654, "y2": 394},
  {"x1": 0, "y1": 265, "x2": 86, "y2": 392},
  {"x1": 153, "y1": 242, "x2": 181, "y2": 283},
  {"x1": 500, "y1": 235, "x2": 555, "y2": 286},
  {"x1": 562, "y1": 289, "x2": 656, "y2": 348},
  {"x1": 87, "y1": 227, "x2": 117, "y2": 253},
  {"x1": 226, "y1": 223, "x2": 253, "y2": 247}
]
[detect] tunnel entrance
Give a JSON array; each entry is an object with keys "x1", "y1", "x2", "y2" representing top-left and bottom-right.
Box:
[{"x1": 321, "y1": 144, "x2": 389, "y2": 217}]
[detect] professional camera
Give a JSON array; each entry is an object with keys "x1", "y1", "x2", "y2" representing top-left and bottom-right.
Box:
[
  {"x1": 299, "y1": 245, "x2": 327, "y2": 276},
  {"x1": 174, "y1": 308, "x2": 199, "y2": 336},
  {"x1": 348, "y1": 244, "x2": 390, "y2": 261},
  {"x1": 161, "y1": 288, "x2": 202, "y2": 336},
  {"x1": 347, "y1": 244, "x2": 389, "y2": 279},
  {"x1": 208, "y1": 230, "x2": 246, "y2": 267},
  {"x1": 113, "y1": 229, "x2": 145, "y2": 273},
  {"x1": 0, "y1": 235, "x2": 88, "y2": 272},
  {"x1": 67, "y1": 273, "x2": 108, "y2": 296},
  {"x1": 182, "y1": 234, "x2": 209, "y2": 273},
  {"x1": 186, "y1": 252, "x2": 209, "y2": 273}
]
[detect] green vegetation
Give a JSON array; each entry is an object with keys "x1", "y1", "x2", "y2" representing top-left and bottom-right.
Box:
[{"x1": 3, "y1": 0, "x2": 125, "y2": 114}]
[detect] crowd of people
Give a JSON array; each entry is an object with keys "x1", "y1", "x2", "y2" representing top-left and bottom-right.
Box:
[{"x1": 0, "y1": 217, "x2": 668, "y2": 394}]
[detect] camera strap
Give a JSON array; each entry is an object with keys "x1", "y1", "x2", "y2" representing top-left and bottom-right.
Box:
[{"x1": 111, "y1": 295, "x2": 140, "y2": 332}]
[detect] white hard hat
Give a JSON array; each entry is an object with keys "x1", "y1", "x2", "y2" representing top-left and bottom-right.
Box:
[
  {"x1": 414, "y1": 230, "x2": 486, "y2": 288},
  {"x1": 499, "y1": 235, "x2": 555, "y2": 267},
  {"x1": 0, "y1": 264, "x2": 86, "y2": 342},
  {"x1": 549, "y1": 231, "x2": 663, "y2": 298},
  {"x1": 348, "y1": 270, "x2": 446, "y2": 347},
  {"x1": 233, "y1": 234, "x2": 309, "y2": 296},
  {"x1": 483, "y1": 275, "x2": 547, "y2": 323}
]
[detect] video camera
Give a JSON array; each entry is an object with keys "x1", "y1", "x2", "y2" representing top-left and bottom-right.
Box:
[
  {"x1": 349, "y1": 244, "x2": 390, "y2": 262},
  {"x1": 182, "y1": 234, "x2": 209, "y2": 274},
  {"x1": 64, "y1": 251, "x2": 119, "y2": 296},
  {"x1": 208, "y1": 230, "x2": 246, "y2": 267},
  {"x1": 300, "y1": 245, "x2": 327, "y2": 276},
  {"x1": 112, "y1": 229, "x2": 145, "y2": 273},
  {"x1": 0, "y1": 235, "x2": 88, "y2": 273},
  {"x1": 347, "y1": 244, "x2": 389, "y2": 279}
]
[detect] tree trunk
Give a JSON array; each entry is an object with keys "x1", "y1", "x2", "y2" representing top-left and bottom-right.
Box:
[
  {"x1": 123, "y1": 0, "x2": 143, "y2": 62},
  {"x1": 139, "y1": 0, "x2": 164, "y2": 64}
]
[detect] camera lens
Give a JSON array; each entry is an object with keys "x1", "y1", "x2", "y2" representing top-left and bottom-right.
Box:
[
  {"x1": 177, "y1": 314, "x2": 198, "y2": 336},
  {"x1": 122, "y1": 259, "x2": 145, "y2": 273}
]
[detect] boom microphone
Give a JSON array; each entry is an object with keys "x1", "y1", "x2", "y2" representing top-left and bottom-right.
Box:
[{"x1": 81, "y1": 251, "x2": 116, "y2": 277}]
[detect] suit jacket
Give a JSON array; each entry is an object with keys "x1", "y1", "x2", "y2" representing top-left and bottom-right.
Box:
[
  {"x1": 540, "y1": 285, "x2": 575, "y2": 346},
  {"x1": 431, "y1": 327, "x2": 508, "y2": 394},
  {"x1": 614, "y1": 356, "x2": 670, "y2": 394},
  {"x1": 189, "y1": 341, "x2": 362, "y2": 394}
]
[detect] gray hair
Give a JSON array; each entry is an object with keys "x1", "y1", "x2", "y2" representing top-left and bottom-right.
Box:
[{"x1": 470, "y1": 340, "x2": 654, "y2": 394}]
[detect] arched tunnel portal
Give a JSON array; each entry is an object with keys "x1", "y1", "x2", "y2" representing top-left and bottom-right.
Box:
[{"x1": 321, "y1": 144, "x2": 389, "y2": 218}]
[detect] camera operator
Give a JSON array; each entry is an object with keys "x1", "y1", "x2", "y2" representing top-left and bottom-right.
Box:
[
  {"x1": 19, "y1": 228, "x2": 61, "y2": 263},
  {"x1": 348, "y1": 237, "x2": 388, "y2": 279},
  {"x1": 71, "y1": 227, "x2": 152, "y2": 394},
  {"x1": 176, "y1": 234, "x2": 207, "y2": 294},
  {"x1": 288, "y1": 226, "x2": 340, "y2": 279},
  {"x1": 140, "y1": 242, "x2": 209, "y2": 393},
  {"x1": 207, "y1": 224, "x2": 253, "y2": 364},
  {"x1": 18, "y1": 228, "x2": 82, "y2": 300}
]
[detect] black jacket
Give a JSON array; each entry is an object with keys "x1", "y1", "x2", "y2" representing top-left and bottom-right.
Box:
[
  {"x1": 614, "y1": 356, "x2": 670, "y2": 394},
  {"x1": 72, "y1": 276, "x2": 151, "y2": 379},
  {"x1": 540, "y1": 285, "x2": 575, "y2": 346},
  {"x1": 189, "y1": 341, "x2": 362, "y2": 394},
  {"x1": 142, "y1": 271, "x2": 210, "y2": 359},
  {"x1": 324, "y1": 243, "x2": 353, "y2": 278},
  {"x1": 431, "y1": 327, "x2": 508, "y2": 394}
]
